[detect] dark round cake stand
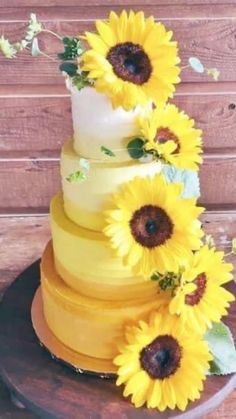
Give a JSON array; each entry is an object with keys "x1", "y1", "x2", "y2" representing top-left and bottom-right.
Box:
[{"x1": 0, "y1": 261, "x2": 235, "y2": 419}]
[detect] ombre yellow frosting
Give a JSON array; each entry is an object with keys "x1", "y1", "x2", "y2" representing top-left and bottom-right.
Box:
[
  {"x1": 41, "y1": 242, "x2": 161, "y2": 360},
  {"x1": 61, "y1": 140, "x2": 161, "y2": 231},
  {"x1": 50, "y1": 193, "x2": 158, "y2": 296}
]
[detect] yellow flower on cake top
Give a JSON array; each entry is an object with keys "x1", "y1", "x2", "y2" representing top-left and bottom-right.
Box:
[
  {"x1": 169, "y1": 245, "x2": 234, "y2": 333},
  {"x1": 81, "y1": 10, "x2": 180, "y2": 110},
  {"x1": 103, "y1": 174, "x2": 204, "y2": 277},
  {"x1": 138, "y1": 104, "x2": 203, "y2": 170},
  {"x1": 114, "y1": 312, "x2": 212, "y2": 411}
]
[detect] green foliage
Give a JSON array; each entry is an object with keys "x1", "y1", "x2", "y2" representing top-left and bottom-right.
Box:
[
  {"x1": 207, "y1": 68, "x2": 220, "y2": 81},
  {"x1": 205, "y1": 234, "x2": 215, "y2": 249},
  {"x1": 66, "y1": 170, "x2": 87, "y2": 183},
  {"x1": 0, "y1": 35, "x2": 17, "y2": 58},
  {"x1": 205, "y1": 322, "x2": 236, "y2": 375},
  {"x1": 31, "y1": 38, "x2": 40, "y2": 57},
  {"x1": 151, "y1": 271, "x2": 180, "y2": 292},
  {"x1": 58, "y1": 37, "x2": 84, "y2": 60},
  {"x1": 72, "y1": 71, "x2": 91, "y2": 90},
  {"x1": 100, "y1": 146, "x2": 116, "y2": 157},
  {"x1": 59, "y1": 62, "x2": 78, "y2": 77},
  {"x1": 127, "y1": 138, "x2": 145, "y2": 159},
  {"x1": 231, "y1": 238, "x2": 236, "y2": 254},
  {"x1": 25, "y1": 13, "x2": 43, "y2": 41}
]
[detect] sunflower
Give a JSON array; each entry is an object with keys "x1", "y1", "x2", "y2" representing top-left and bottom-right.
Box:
[
  {"x1": 81, "y1": 10, "x2": 180, "y2": 110},
  {"x1": 169, "y1": 245, "x2": 234, "y2": 333},
  {"x1": 114, "y1": 312, "x2": 212, "y2": 411},
  {"x1": 103, "y1": 174, "x2": 204, "y2": 277},
  {"x1": 138, "y1": 104, "x2": 203, "y2": 170}
]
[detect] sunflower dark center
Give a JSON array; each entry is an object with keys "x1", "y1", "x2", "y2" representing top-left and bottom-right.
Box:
[
  {"x1": 155, "y1": 127, "x2": 180, "y2": 154},
  {"x1": 185, "y1": 272, "x2": 207, "y2": 306},
  {"x1": 130, "y1": 205, "x2": 173, "y2": 248},
  {"x1": 140, "y1": 335, "x2": 182, "y2": 379},
  {"x1": 107, "y1": 42, "x2": 152, "y2": 85}
]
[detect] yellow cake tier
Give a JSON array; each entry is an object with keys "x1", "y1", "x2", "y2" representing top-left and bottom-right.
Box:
[
  {"x1": 50, "y1": 194, "x2": 158, "y2": 300},
  {"x1": 61, "y1": 139, "x2": 161, "y2": 231},
  {"x1": 41, "y1": 242, "x2": 161, "y2": 360}
]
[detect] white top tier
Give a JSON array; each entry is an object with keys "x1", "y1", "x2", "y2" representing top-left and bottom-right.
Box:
[{"x1": 70, "y1": 86, "x2": 145, "y2": 162}]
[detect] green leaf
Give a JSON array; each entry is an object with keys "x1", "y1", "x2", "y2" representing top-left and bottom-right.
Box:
[
  {"x1": 26, "y1": 13, "x2": 43, "y2": 41},
  {"x1": 205, "y1": 322, "x2": 236, "y2": 375},
  {"x1": 207, "y1": 68, "x2": 220, "y2": 81},
  {"x1": 127, "y1": 138, "x2": 145, "y2": 159},
  {"x1": 31, "y1": 38, "x2": 40, "y2": 57},
  {"x1": 0, "y1": 35, "x2": 17, "y2": 58},
  {"x1": 66, "y1": 170, "x2": 87, "y2": 183},
  {"x1": 205, "y1": 234, "x2": 215, "y2": 249},
  {"x1": 100, "y1": 145, "x2": 116, "y2": 157},
  {"x1": 72, "y1": 71, "x2": 90, "y2": 90},
  {"x1": 151, "y1": 272, "x2": 162, "y2": 281},
  {"x1": 188, "y1": 57, "x2": 204, "y2": 73},
  {"x1": 58, "y1": 36, "x2": 84, "y2": 60},
  {"x1": 231, "y1": 238, "x2": 236, "y2": 254},
  {"x1": 59, "y1": 62, "x2": 78, "y2": 77}
]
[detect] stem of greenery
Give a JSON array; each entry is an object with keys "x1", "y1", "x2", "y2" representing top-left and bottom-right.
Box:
[
  {"x1": 25, "y1": 45, "x2": 57, "y2": 62},
  {"x1": 41, "y1": 29, "x2": 63, "y2": 41}
]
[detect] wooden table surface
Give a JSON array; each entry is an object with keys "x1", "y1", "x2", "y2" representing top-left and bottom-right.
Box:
[{"x1": 0, "y1": 213, "x2": 235, "y2": 418}]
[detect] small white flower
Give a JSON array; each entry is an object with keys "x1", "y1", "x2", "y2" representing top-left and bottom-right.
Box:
[{"x1": 0, "y1": 35, "x2": 17, "y2": 58}]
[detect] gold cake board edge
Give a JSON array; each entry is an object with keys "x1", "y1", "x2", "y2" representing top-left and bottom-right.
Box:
[{"x1": 31, "y1": 286, "x2": 117, "y2": 377}]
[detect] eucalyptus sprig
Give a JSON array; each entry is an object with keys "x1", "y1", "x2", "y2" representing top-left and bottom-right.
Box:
[
  {"x1": 0, "y1": 13, "x2": 91, "y2": 91},
  {"x1": 182, "y1": 56, "x2": 220, "y2": 81},
  {"x1": 100, "y1": 145, "x2": 116, "y2": 157},
  {"x1": 126, "y1": 136, "x2": 171, "y2": 165}
]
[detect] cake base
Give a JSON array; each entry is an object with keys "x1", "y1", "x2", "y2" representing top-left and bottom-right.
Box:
[
  {"x1": 0, "y1": 260, "x2": 236, "y2": 419},
  {"x1": 31, "y1": 286, "x2": 116, "y2": 376}
]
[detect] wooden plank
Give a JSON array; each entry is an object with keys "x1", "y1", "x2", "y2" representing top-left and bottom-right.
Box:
[
  {"x1": 1, "y1": 1, "x2": 235, "y2": 7},
  {"x1": 199, "y1": 156, "x2": 236, "y2": 206},
  {"x1": 0, "y1": 18, "x2": 236, "y2": 84},
  {"x1": 0, "y1": 157, "x2": 236, "y2": 210},
  {"x1": 1, "y1": 88, "x2": 236, "y2": 157},
  {"x1": 0, "y1": 210, "x2": 235, "y2": 289},
  {"x1": 0, "y1": 96, "x2": 73, "y2": 157},
  {"x1": 2, "y1": 81, "x2": 236, "y2": 97},
  {"x1": 0, "y1": 160, "x2": 60, "y2": 211},
  {"x1": 173, "y1": 93, "x2": 236, "y2": 154},
  {"x1": 1, "y1": 5, "x2": 236, "y2": 21},
  {"x1": 0, "y1": 215, "x2": 50, "y2": 294}
]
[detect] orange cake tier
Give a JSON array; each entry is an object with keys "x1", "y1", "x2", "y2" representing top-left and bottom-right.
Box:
[
  {"x1": 50, "y1": 193, "x2": 159, "y2": 300},
  {"x1": 41, "y1": 242, "x2": 162, "y2": 360}
]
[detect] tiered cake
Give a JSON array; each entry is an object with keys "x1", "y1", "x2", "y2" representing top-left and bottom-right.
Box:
[
  {"x1": 28, "y1": 10, "x2": 234, "y2": 412},
  {"x1": 40, "y1": 86, "x2": 163, "y2": 369}
]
